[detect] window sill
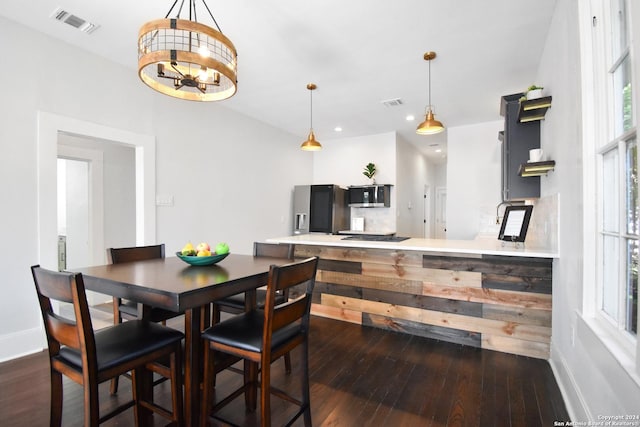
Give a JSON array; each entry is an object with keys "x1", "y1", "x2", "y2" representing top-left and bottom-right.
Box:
[{"x1": 579, "y1": 313, "x2": 640, "y2": 388}]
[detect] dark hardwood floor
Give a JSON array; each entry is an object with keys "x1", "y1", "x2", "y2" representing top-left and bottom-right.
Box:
[{"x1": 0, "y1": 315, "x2": 569, "y2": 426}]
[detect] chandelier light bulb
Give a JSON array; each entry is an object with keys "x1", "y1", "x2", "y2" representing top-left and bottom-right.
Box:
[
  {"x1": 198, "y1": 67, "x2": 209, "y2": 81},
  {"x1": 198, "y1": 45, "x2": 210, "y2": 57}
]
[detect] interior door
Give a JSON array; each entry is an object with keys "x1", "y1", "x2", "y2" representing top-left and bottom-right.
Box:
[
  {"x1": 423, "y1": 185, "x2": 431, "y2": 238},
  {"x1": 435, "y1": 186, "x2": 447, "y2": 239}
]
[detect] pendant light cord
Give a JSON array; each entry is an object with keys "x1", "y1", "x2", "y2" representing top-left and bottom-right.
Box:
[
  {"x1": 165, "y1": 0, "x2": 224, "y2": 32},
  {"x1": 428, "y1": 58, "x2": 432, "y2": 108},
  {"x1": 200, "y1": 0, "x2": 224, "y2": 33},
  {"x1": 309, "y1": 89, "x2": 313, "y2": 130},
  {"x1": 166, "y1": 0, "x2": 180, "y2": 18}
]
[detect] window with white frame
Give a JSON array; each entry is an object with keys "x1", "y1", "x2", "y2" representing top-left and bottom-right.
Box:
[{"x1": 597, "y1": 0, "x2": 637, "y2": 341}]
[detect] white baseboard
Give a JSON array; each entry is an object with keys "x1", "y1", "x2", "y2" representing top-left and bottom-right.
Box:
[
  {"x1": 550, "y1": 343, "x2": 589, "y2": 422},
  {"x1": 0, "y1": 326, "x2": 45, "y2": 363}
]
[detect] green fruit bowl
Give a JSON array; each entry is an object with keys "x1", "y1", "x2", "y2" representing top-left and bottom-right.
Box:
[{"x1": 175, "y1": 251, "x2": 230, "y2": 266}]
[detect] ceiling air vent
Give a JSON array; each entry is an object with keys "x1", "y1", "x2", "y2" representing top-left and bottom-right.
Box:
[
  {"x1": 50, "y1": 7, "x2": 100, "y2": 34},
  {"x1": 381, "y1": 98, "x2": 403, "y2": 107}
]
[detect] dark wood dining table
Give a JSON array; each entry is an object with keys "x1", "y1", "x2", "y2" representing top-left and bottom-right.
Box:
[{"x1": 74, "y1": 253, "x2": 290, "y2": 426}]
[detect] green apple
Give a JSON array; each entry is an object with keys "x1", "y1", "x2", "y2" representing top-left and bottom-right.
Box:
[{"x1": 215, "y1": 242, "x2": 230, "y2": 255}]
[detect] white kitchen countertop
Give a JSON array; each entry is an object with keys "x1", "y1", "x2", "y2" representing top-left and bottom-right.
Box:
[{"x1": 267, "y1": 234, "x2": 558, "y2": 258}]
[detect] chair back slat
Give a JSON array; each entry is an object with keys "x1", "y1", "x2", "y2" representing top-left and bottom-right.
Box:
[
  {"x1": 263, "y1": 257, "x2": 318, "y2": 341},
  {"x1": 271, "y1": 298, "x2": 308, "y2": 332},
  {"x1": 272, "y1": 259, "x2": 316, "y2": 293},
  {"x1": 253, "y1": 242, "x2": 294, "y2": 260},
  {"x1": 33, "y1": 267, "x2": 75, "y2": 303},
  {"x1": 46, "y1": 313, "x2": 82, "y2": 349},
  {"x1": 31, "y1": 266, "x2": 95, "y2": 357},
  {"x1": 108, "y1": 244, "x2": 165, "y2": 264}
]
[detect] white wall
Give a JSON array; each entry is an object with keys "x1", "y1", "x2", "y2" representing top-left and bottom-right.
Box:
[
  {"x1": 150, "y1": 93, "x2": 312, "y2": 256},
  {"x1": 446, "y1": 120, "x2": 503, "y2": 239},
  {"x1": 312, "y1": 132, "x2": 398, "y2": 233},
  {"x1": 0, "y1": 16, "x2": 312, "y2": 361},
  {"x1": 101, "y1": 143, "x2": 136, "y2": 251},
  {"x1": 312, "y1": 132, "x2": 397, "y2": 186},
  {"x1": 433, "y1": 162, "x2": 447, "y2": 190},
  {"x1": 541, "y1": 0, "x2": 640, "y2": 419}
]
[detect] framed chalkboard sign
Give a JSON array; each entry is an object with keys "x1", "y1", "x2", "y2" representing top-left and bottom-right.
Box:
[{"x1": 498, "y1": 205, "x2": 534, "y2": 242}]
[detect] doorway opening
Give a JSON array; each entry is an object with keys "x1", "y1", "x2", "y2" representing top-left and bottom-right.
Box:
[
  {"x1": 56, "y1": 135, "x2": 137, "y2": 276},
  {"x1": 37, "y1": 112, "x2": 156, "y2": 274}
]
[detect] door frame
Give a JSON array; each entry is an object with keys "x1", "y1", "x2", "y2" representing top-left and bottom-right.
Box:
[{"x1": 37, "y1": 112, "x2": 156, "y2": 270}]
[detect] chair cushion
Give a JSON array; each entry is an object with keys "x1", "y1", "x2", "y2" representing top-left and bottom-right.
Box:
[
  {"x1": 201, "y1": 310, "x2": 301, "y2": 353},
  {"x1": 58, "y1": 320, "x2": 184, "y2": 374},
  {"x1": 215, "y1": 293, "x2": 246, "y2": 308},
  {"x1": 119, "y1": 300, "x2": 181, "y2": 322},
  {"x1": 215, "y1": 290, "x2": 286, "y2": 310}
]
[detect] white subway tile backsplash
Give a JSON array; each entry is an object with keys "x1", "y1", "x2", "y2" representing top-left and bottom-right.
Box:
[{"x1": 350, "y1": 207, "x2": 397, "y2": 233}]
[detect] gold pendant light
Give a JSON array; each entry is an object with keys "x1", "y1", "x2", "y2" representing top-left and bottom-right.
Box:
[
  {"x1": 301, "y1": 83, "x2": 322, "y2": 151},
  {"x1": 416, "y1": 51, "x2": 445, "y2": 135},
  {"x1": 137, "y1": 0, "x2": 237, "y2": 102}
]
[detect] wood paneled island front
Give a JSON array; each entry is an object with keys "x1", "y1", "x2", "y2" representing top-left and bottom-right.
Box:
[{"x1": 268, "y1": 234, "x2": 557, "y2": 359}]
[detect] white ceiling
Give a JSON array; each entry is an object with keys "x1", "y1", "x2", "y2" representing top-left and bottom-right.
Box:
[{"x1": 0, "y1": 0, "x2": 557, "y2": 162}]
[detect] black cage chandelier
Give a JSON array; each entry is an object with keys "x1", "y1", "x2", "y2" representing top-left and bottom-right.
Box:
[{"x1": 137, "y1": 0, "x2": 237, "y2": 101}]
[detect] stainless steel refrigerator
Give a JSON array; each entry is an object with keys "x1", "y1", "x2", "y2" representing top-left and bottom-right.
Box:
[{"x1": 293, "y1": 185, "x2": 350, "y2": 234}]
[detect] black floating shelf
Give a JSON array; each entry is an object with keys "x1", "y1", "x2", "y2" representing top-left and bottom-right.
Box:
[
  {"x1": 518, "y1": 96, "x2": 552, "y2": 123},
  {"x1": 518, "y1": 160, "x2": 556, "y2": 177}
]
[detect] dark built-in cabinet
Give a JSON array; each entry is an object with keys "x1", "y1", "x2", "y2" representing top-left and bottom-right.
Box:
[{"x1": 500, "y1": 93, "x2": 541, "y2": 201}]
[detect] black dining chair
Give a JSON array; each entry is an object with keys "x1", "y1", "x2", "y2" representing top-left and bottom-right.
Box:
[
  {"x1": 108, "y1": 244, "x2": 181, "y2": 325},
  {"x1": 212, "y1": 242, "x2": 295, "y2": 319},
  {"x1": 212, "y1": 242, "x2": 295, "y2": 374},
  {"x1": 200, "y1": 256, "x2": 319, "y2": 427},
  {"x1": 31, "y1": 265, "x2": 184, "y2": 426},
  {"x1": 107, "y1": 243, "x2": 184, "y2": 395}
]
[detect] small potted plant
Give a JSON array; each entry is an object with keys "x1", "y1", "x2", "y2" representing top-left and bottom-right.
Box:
[
  {"x1": 526, "y1": 85, "x2": 544, "y2": 100},
  {"x1": 363, "y1": 162, "x2": 376, "y2": 184}
]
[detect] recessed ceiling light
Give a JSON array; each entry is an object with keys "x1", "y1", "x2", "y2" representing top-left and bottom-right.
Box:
[
  {"x1": 334, "y1": 127, "x2": 343, "y2": 132},
  {"x1": 435, "y1": 149, "x2": 442, "y2": 153},
  {"x1": 406, "y1": 115, "x2": 415, "y2": 121}
]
